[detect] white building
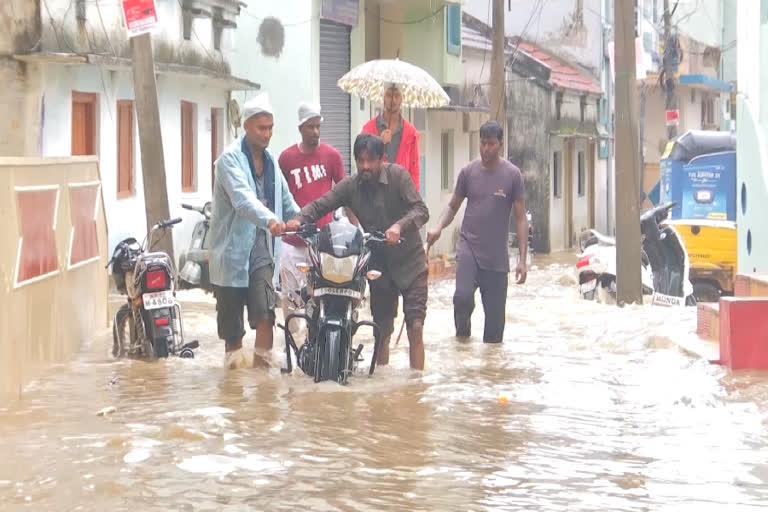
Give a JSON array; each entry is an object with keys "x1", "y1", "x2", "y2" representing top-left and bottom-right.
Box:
[{"x1": 1, "y1": 0, "x2": 257, "y2": 258}]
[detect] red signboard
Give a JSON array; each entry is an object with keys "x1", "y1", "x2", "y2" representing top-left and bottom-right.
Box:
[
  {"x1": 121, "y1": 0, "x2": 159, "y2": 38},
  {"x1": 665, "y1": 109, "x2": 680, "y2": 127}
]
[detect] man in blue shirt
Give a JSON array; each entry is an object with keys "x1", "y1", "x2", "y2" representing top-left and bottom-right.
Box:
[{"x1": 208, "y1": 93, "x2": 300, "y2": 369}]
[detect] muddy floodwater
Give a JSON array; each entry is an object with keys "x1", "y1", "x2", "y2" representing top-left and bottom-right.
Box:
[{"x1": 2, "y1": 257, "x2": 768, "y2": 511}]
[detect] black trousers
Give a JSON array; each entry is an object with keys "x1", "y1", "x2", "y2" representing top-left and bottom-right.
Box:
[{"x1": 453, "y1": 251, "x2": 508, "y2": 343}]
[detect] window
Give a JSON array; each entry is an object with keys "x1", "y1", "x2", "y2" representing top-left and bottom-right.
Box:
[
  {"x1": 469, "y1": 131, "x2": 479, "y2": 162},
  {"x1": 117, "y1": 100, "x2": 134, "y2": 198},
  {"x1": 71, "y1": 91, "x2": 98, "y2": 156},
  {"x1": 553, "y1": 151, "x2": 562, "y2": 198},
  {"x1": 181, "y1": 101, "x2": 197, "y2": 193},
  {"x1": 580, "y1": 95, "x2": 587, "y2": 123},
  {"x1": 762, "y1": 0, "x2": 768, "y2": 24},
  {"x1": 577, "y1": 151, "x2": 585, "y2": 196},
  {"x1": 441, "y1": 130, "x2": 454, "y2": 191},
  {"x1": 555, "y1": 92, "x2": 563, "y2": 120},
  {"x1": 446, "y1": 4, "x2": 461, "y2": 56}
]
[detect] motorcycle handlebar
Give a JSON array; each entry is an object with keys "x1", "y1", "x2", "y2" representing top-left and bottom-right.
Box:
[
  {"x1": 157, "y1": 217, "x2": 183, "y2": 229},
  {"x1": 181, "y1": 203, "x2": 198, "y2": 211}
]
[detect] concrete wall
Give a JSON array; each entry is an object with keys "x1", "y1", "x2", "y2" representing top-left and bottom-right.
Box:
[
  {"x1": 735, "y1": 0, "x2": 768, "y2": 274},
  {"x1": 37, "y1": 0, "x2": 235, "y2": 73},
  {"x1": 230, "y1": 0, "x2": 317, "y2": 158},
  {"x1": 0, "y1": 156, "x2": 108, "y2": 401},
  {"x1": 37, "y1": 63, "x2": 227, "y2": 261},
  {"x1": 550, "y1": 135, "x2": 566, "y2": 251},
  {"x1": 674, "y1": 0, "x2": 724, "y2": 47},
  {"x1": 421, "y1": 110, "x2": 485, "y2": 256},
  {"x1": 507, "y1": 78, "x2": 551, "y2": 253},
  {"x1": 464, "y1": 0, "x2": 604, "y2": 76},
  {"x1": 570, "y1": 137, "x2": 590, "y2": 238}
]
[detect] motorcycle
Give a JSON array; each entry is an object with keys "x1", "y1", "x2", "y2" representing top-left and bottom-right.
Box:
[
  {"x1": 576, "y1": 202, "x2": 695, "y2": 306},
  {"x1": 510, "y1": 210, "x2": 535, "y2": 266},
  {"x1": 178, "y1": 202, "x2": 213, "y2": 293},
  {"x1": 108, "y1": 218, "x2": 199, "y2": 359},
  {"x1": 276, "y1": 221, "x2": 392, "y2": 385}
]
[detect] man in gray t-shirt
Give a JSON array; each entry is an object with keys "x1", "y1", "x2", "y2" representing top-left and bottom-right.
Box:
[{"x1": 427, "y1": 120, "x2": 527, "y2": 343}]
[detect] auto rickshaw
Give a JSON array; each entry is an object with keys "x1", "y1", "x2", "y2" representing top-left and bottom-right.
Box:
[{"x1": 659, "y1": 130, "x2": 737, "y2": 302}]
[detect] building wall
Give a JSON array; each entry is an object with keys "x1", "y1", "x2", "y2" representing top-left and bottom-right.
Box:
[
  {"x1": 38, "y1": 63, "x2": 227, "y2": 258},
  {"x1": 0, "y1": 156, "x2": 108, "y2": 401},
  {"x1": 507, "y1": 78, "x2": 551, "y2": 252},
  {"x1": 570, "y1": 137, "x2": 590, "y2": 237},
  {"x1": 422, "y1": 110, "x2": 478, "y2": 256},
  {"x1": 549, "y1": 135, "x2": 566, "y2": 251},
  {"x1": 674, "y1": 0, "x2": 724, "y2": 47},
  {"x1": 735, "y1": 0, "x2": 768, "y2": 274},
  {"x1": 464, "y1": 0, "x2": 604, "y2": 76},
  {"x1": 230, "y1": 0, "x2": 317, "y2": 158},
  {"x1": 595, "y1": 156, "x2": 609, "y2": 233}
]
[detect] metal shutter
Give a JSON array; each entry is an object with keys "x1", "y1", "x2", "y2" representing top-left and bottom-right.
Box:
[{"x1": 319, "y1": 19, "x2": 351, "y2": 175}]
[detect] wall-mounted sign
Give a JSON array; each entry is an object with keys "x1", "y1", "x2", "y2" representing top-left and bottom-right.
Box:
[
  {"x1": 321, "y1": 0, "x2": 359, "y2": 27},
  {"x1": 121, "y1": 0, "x2": 159, "y2": 38},
  {"x1": 665, "y1": 109, "x2": 680, "y2": 127}
]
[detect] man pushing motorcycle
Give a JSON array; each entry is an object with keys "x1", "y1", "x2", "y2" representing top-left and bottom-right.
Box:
[
  {"x1": 208, "y1": 93, "x2": 300, "y2": 369},
  {"x1": 286, "y1": 133, "x2": 429, "y2": 371}
]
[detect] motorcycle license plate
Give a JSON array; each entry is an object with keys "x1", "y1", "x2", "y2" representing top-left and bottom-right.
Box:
[
  {"x1": 314, "y1": 287, "x2": 361, "y2": 299},
  {"x1": 143, "y1": 290, "x2": 175, "y2": 310},
  {"x1": 579, "y1": 279, "x2": 597, "y2": 294}
]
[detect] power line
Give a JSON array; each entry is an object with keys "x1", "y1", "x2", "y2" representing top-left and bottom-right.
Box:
[{"x1": 364, "y1": 4, "x2": 446, "y2": 25}]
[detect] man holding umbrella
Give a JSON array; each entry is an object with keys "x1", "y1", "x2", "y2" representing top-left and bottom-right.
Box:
[{"x1": 361, "y1": 83, "x2": 421, "y2": 192}]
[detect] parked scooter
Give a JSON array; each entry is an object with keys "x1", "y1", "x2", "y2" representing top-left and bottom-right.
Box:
[
  {"x1": 576, "y1": 202, "x2": 695, "y2": 306},
  {"x1": 510, "y1": 210, "x2": 535, "y2": 266},
  {"x1": 277, "y1": 221, "x2": 392, "y2": 385},
  {"x1": 178, "y1": 202, "x2": 213, "y2": 293},
  {"x1": 108, "y1": 218, "x2": 199, "y2": 359}
]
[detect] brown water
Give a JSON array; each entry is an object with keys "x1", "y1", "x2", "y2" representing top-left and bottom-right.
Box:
[{"x1": 3, "y1": 258, "x2": 768, "y2": 511}]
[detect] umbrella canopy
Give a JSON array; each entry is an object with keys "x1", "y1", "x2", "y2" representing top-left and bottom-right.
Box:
[{"x1": 337, "y1": 58, "x2": 450, "y2": 109}]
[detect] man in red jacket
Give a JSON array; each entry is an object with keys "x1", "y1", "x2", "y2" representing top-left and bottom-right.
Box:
[{"x1": 361, "y1": 83, "x2": 421, "y2": 192}]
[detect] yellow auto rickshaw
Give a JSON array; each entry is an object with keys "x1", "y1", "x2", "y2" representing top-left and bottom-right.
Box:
[{"x1": 659, "y1": 130, "x2": 737, "y2": 302}]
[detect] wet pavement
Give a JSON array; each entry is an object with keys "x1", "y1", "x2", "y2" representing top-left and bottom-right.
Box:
[{"x1": 2, "y1": 256, "x2": 768, "y2": 511}]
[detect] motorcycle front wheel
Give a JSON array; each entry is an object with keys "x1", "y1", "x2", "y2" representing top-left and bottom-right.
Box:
[{"x1": 316, "y1": 328, "x2": 347, "y2": 384}]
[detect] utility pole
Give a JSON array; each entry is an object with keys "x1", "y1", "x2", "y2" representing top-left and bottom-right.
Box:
[
  {"x1": 131, "y1": 33, "x2": 174, "y2": 260},
  {"x1": 663, "y1": 0, "x2": 679, "y2": 139},
  {"x1": 613, "y1": 0, "x2": 643, "y2": 305},
  {"x1": 490, "y1": 0, "x2": 506, "y2": 128}
]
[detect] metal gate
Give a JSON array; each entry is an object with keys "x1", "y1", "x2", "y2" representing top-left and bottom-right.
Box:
[{"x1": 319, "y1": 19, "x2": 351, "y2": 175}]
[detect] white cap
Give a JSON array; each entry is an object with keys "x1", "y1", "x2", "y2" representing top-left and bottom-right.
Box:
[
  {"x1": 242, "y1": 92, "x2": 273, "y2": 127},
  {"x1": 298, "y1": 102, "x2": 322, "y2": 126}
]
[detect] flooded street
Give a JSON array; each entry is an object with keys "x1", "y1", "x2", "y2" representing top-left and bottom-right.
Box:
[{"x1": 3, "y1": 257, "x2": 768, "y2": 511}]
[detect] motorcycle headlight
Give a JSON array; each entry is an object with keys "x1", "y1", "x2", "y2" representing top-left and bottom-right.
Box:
[{"x1": 320, "y1": 254, "x2": 358, "y2": 284}]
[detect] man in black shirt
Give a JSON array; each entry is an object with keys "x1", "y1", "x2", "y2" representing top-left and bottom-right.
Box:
[{"x1": 287, "y1": 134, "x2": 429, "y2": 370}]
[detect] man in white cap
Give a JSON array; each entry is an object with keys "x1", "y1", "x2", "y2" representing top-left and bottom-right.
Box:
[
  {"x1": 208, "y1": 92, "x2": 300, "y2": 369},
  {"x1": 278, "y1": 102, "x2": 347, "y2": 337}
]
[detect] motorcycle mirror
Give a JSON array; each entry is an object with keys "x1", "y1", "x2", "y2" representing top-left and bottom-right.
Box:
[
  {"x1": 203, "y1": 202, "x2": 212, "y2": 218},
  {"x1": 296, "y1": 262, "x2": 311, "y2": 273},
  {"x1": 366, "y1": 270, "x2": 382, "y2": 281}
]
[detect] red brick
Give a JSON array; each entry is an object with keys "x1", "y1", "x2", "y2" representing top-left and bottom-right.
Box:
[{"x1": 697, "y1": 302, "x2": 719, "y2": 341}]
